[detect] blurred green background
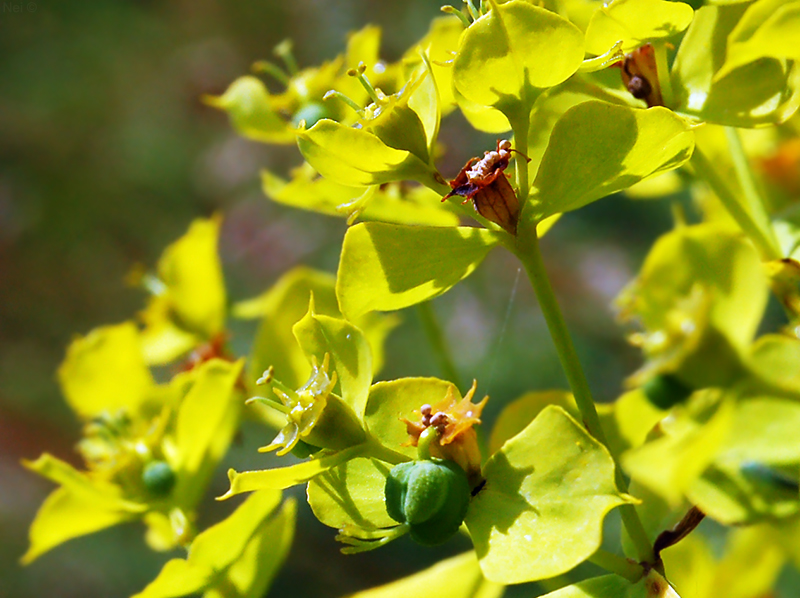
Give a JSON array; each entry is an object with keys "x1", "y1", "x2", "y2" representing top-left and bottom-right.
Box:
[{"x1": 0, "y1": 1, "x2": 686, "y2": 597}]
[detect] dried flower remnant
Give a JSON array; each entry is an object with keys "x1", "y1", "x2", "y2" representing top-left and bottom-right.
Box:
[
  {"x1": 614, "y1": 44, "x2": 663, "y2": 108},
  {"x1": 443, "y1": 140, "x2": 523, "y2": 235},
  {"x1": 402, "y1": 380, "x2": 488, "y2": 486}
]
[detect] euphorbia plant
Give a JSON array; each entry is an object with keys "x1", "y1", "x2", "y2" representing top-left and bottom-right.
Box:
[{"x1": 22, "y1": 0, "x2": 800, "y2": 597}]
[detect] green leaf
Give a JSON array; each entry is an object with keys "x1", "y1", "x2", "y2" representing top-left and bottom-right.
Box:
[
  {"x1": 488, "y1": 390, "x2": 578, "y2": 455},
  {"x1": 364, "y1": 378, "x2": 458, "y2": 459},
  {"x1": 57, "y1": 322, "x2": 154, "y2": 419},
  {"x1": 131, "y1": 490, "x2": 288, "y2": 598},
  {"x1": 453, "y1": 0, "x2": 584, "y2": 120},
  {"x1": 717, "y1": 0, "x2": 800, "y2": 79},
  {"x1": 526, "y1": 102, "x2": 694, "y2": 225},
  {"x1": 337, "y1": 223, "x2": 503, "y2": 319},
  {"x1": 671, "y1": 3, "x2": 800, "y2": 126},
  {"x1": 405, "y1": 17, "x2": 464, "y2": 115},
  {"x1": 261, "y1": 165, "x2": 459, "y2": 226},
  {"x1": 623, "y1": 396, "x2": 734, "y2": 507},
  {"x1": 618, "y1": 223, "x2": 768, "y2": 352},
  {"x1": 173, "y1": 359, "x2": 243, "y2": 508},
  {"x1": 466, "y1": 406, "x2": 633, "y2": 584},
  {"x1": 220, "y1": 444, "x2": 365, "y2": 497},
  {"x1": 154, "y1": 217, "x2": 227, "y2": 340},
  {"x1": 538, "y1": 570, "x2": 680, "y2": 597},
  {"x1": 746, "y1": 334, "x2": 800, "y2": 396},
  {"x1": 202, "y1": 500, "x2": 295, "y2": 598},
  {"x1": 584, "y1": 0, "x2": 695, "y2": 55},
  {"x1": 597, "y1": 390, "x2": 666, "y2": 460},
  {"x1": 293, "y1": 310, "x2": 372, "y2": 420},
  {"x1": 307, "y1": 457, "x2": 397, "y2": 532},
  {"x1": 21, "y1": 487, "x2": 137, "y2": 564},
  {"x1": 296, "y1": 119, "x2": 439, "y2": 188},
  {"x1": 204, "y1": 76, "x2": 295, "y2": 144},
  {"x1": 347, "y1": 551, "x2": 504, "y2": 598}
]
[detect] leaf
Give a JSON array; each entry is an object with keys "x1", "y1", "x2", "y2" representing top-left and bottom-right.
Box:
[
  {"x1": 293, "y1": 311, "x2": 372, "y2": 420},
  {"x1": 746, "y1": 334, "x2": 800, "y2": 397},
  {"x1": 337, "y1": 223, "x2": 503, "y2": 319},
  {"x1": 717, "y1": 0, "x2": 800, "y2": 79},
  {"x1": 526, "y1": 102, "x2": 694, "y2": 225},
  {"x1": 203, "y1": 76, "x2": 294, "y2": 144},
  {"x1": 597, "y1": 390, "x2": 666, "y2": 460},
  {"x1": 584, "y1": 0, "x2": 695, "y2": 55},
  {"x1": 538, "y1": 570, "x2": 680, "y2": 598},
  {"x1": 671, "y1": 3, "x2": 800, "y2": 126},
  {"x1": 307, "y1": 457, "x2": 396, "y2": 532},
  {"x1": 488, "y1": 390, "x2": 578, "y2": 455},
  {"x1": 466, "y1": 406, "x2": 634, "y2": 584},
  {"x1": 131, "y1": 490, "x2": 287, "y2": 598},
  {"x1": 453, "y1": 0, "x2": 584, "y2": 121},
  {"x1": 173, "y1": 359, "x2": 244, "y2": 508},
  {"x1": 296, "y1": 119, "x2": 438, "y2": 188},
  {"x1": 154, "y1": 217, "x2": 227, "y2": 340},
  {"x1": 261, "y1": 165, "x2": 459, "y2": 226},
  {"x1": 405, "y1": 16, "x2": 464, "y2": 115},
  {"x1": 623, "y1": 397, "x2": 734, "y2": 507},
  {"x1": 21, "y1": 487, "x2": 137, "y2": 564},
  {"x1": 347, "y1": 551, "x2": 504, "y2": 598},
  {"x1": 58, "y1": 322, "x2": 154, "y2": 419},
  {"x1": 219, "y1": 445, "x2": 365, "y2": 497},
  {"x1": 364, "y1": 378, "x2": 458, "y2": 460},
  {"x1": 203, "y1": 500, "x2": 296, "y2": 598}
]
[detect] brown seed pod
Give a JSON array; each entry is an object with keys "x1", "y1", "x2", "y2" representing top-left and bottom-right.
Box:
[{"x1": 443, "y1": 139, "x2": 523, "y2": 235}]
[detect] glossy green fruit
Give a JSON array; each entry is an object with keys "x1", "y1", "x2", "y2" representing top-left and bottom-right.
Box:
[
  {"x1": 642, "y1": 374, "x2": 694, "y2": 410},
  {"x1": 292, "y1": 102, "x2": 332, "y2": 128},
  {"x1": 385, "y1": 459, "x2": 471, "y2": 546},
  {"x1": 141, "y1": 460, "x2": 176, "y2": 498}
]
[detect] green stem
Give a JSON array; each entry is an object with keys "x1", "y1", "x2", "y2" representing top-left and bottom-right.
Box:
[
  {"x1": 691, "y1": 144, "x2": 782, "y2": 261},
  {"x1": 417, "y1": 301, "x2": 464, "y2": 389},
  {"x1": 724, "y1": 127, "x2": 781, "y2": 255},
  {"x1": 588, "y1": 548, "x2": 643, "y2": 583},
  {"x1": 514, "y1": 227, "x2": 655, "y2": 565},
  {"x1": 652, "y1": 41, "x2": 674, "y2": 108},
  {"x1": 364, "y1": 436, "x2": 412, "y2": 465}
]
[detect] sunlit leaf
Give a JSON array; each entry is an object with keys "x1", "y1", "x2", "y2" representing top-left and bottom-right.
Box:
[
  {"x1": 220, "y1": 445, "x2": 365, "y2": 497},
  {"x1": 21, "y1": 487, "x2": 137, "y2": 564},
  {"x1": 293, "y1": 310, "x2": 372, "y2": 420},
  {"x1": 296, "y1": 119, "x2": 439, "y2": 189},
  {"x1": 337, "y1": 223, "x2": 503, "y2": 319},
  {"x1": 538, "y1": 570, "x2": 679, "y2": 597},
  {"x1": 364, "y1": 378, "x2": 458, "y2": 460},
  {"x1": 717, "y1": 0, "x2": 800, "y2": 79},
  {"x1": 488, "y1": 390, "x2": 578, "y2": 455},
  {"x1": 525, "y1": 102, "x2": 694, "y2": 225},
  {"x1": 173, "y1": 359, "x2": 243, "y2": 508},
  {"x1": 132, "y1": 490, "x2": 290, "y2": 598},
  {"x1": 597, "y1": 389, "x2": 665, "y2": 459},
  {"x1": 466, "y1": 406, "x2": 633, "y2": 583},
  {"x1": 584, "y1": 0, "x2": 694, "y2": 55},
  {"x1": 307, "y1": 457, "x2": 396, "y2": 532},
  {"x1": 58, "y1": 322, "x2": 154, "y2": 419},
  {"x1": 204, "y1": 76, "x2": 295, "y2": 144},
  {"x1": 453, "y1": 0, "x2": 584, "y2": 123},
  {"x1": 347, "y1": 551, "x2": 504, "y2": 598},
  {"x1": 672, "y1": 3, "x2": 800, "y2": 126}
]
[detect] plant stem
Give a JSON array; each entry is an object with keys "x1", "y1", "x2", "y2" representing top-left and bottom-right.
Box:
[
  {"x1": 588, "y1": 548, "x2": 643, "y2": 583},
  {"x1": 724, "y1": 127, "x2": 781, "y2": 256},
  {"x1": 652, "y1": 41, "x2": 674, "y2": 108},
  {"x1": 514, "y1": 227, "x2": 655, "y2": 565},
  {"x1": 417, "y1": 301, "x2": 464, "y2": 389},
  {"x1": 691, "y1": 145, "x2": 782, "y2": 261}
]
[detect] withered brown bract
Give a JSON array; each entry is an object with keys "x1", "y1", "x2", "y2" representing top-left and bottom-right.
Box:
[{"x1": 616, "y1": 44, "x2": 663, "y2": 108}]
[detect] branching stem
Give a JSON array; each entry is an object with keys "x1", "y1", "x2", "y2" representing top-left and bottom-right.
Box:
[
  {"x1": 514, "y1": 227, "x2": 655, "y2": 565},
  {"x1": 417, "y1": 301, "x2": 463, "y2": 389}
]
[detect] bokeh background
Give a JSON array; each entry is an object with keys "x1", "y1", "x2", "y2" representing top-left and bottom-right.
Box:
[{"x1": 0, "y1": 1, "x2": 715, "y2": 597}]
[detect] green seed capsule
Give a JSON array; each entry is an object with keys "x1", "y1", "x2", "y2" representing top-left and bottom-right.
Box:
[
  {"x1": 642, "y1": 374, "x2": 693, "y2": 410},
  {"x1": 292, "y1": 102, "x2": 331, "y2": 128},
  {"x1": 142, "y1": 460, "x2": 176, "y2": 498},
  {"x1": 385, "y1": 459, "x2": 471, "y2": 546}
]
